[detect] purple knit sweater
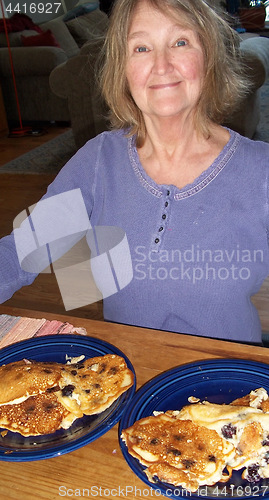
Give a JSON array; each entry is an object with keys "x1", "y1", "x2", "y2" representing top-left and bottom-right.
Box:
[{"x1": 1, "y1": 129, "x2": 269, "y2": 343}]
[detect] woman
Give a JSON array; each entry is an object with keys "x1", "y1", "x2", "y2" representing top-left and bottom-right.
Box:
[{"x1": 0, "y1": 0, "x2": 269, "y2": 343}]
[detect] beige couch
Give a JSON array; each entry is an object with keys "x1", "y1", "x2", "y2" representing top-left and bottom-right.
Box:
[
  {"x1": 223, "y1": 35, "x2": 269, "y2": 137},
  {"x1": 50, "y1": 39, "x2": 108, "y2": 149},
  {"x1": 0, "y1": 9, "x2": 108, "y2": 124}
]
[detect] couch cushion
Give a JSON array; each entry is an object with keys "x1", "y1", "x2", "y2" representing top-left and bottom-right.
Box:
[
  {"x1": 0, "y1": 30, "x2": 39, "y2": 47},
  {"x1": 21, "y1": 30, "x2": 60, "y2": 47},
  {"x1": 63, "y1": 2, "x2": 100, "y2": 21},
  {"x1": 40, "y1": 17, "x2": 79, "y2": 58},
  {"x1": 65, "y1": 9, "x2": 108, "y2": 48},
  {"x1": 240, "y1": 36, "x2": 269, "y2": 85},
  {"x1": 0, "y1": 46, "x2": 67, "y2": 76}
]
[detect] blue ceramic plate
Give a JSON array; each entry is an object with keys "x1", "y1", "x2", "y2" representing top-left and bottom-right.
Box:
[
  {"x1": 0, "y1": 334, "x2": 136, "y2": 461},
  {"x1": 119, "y1": 358, "x2": 269, "y2": 500}
]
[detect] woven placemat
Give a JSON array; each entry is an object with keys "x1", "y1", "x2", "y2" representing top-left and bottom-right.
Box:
[{"x1": 0, "y1": 314, "x2": 87, "y2": 349}]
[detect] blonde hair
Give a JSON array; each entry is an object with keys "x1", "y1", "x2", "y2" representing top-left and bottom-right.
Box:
[{"x1": 98, "y1": 0, "x2": 251, "y2": 145}]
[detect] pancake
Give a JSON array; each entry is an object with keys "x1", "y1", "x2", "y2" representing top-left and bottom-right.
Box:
[
  {"x1": 0, "y1": 392, "x2": 74, "y2": 436},
  {"x1": 0, "y1": 359, "x2": 62, "y2": 404},
  {"x1": 231, "y1": 388, "x2": 269, "y2": 412},
  {"x1": 121, "y1": 413, "x2": 235, "y2": 492},
  {"x1": 56, "y1": 354, "x2": 134, "y2": 416},
  {"x1": 173, "y1": 388, "x2": 269, "y2": 482},
  {"x1": 122, "y1": 388, "x2": 269, "y2": 491},
  {"x1": 0, "y1": 354, "x2": 134, "y2": 437}
]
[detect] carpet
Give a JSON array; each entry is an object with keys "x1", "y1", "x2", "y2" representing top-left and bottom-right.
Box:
[
  {"x1": 0, "y1": 81, "x2": 269, "y2": 175},
  {"x1": 0, "y1": 129, "x2": 77, "y2": 174}
]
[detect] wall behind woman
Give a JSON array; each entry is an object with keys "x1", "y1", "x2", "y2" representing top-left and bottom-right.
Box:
[{"x1": 0, "y1": 0, "x2": 99, "y2": 23}]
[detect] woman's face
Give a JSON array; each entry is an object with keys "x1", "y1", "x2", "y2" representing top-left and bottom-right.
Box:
[{"x1": 126, "y1": 0, "x2": 205, "y2": 124}]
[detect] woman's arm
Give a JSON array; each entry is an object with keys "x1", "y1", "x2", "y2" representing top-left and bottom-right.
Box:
[{"x1": 0, "y1": 133, "x2": 102, "y2": 303}]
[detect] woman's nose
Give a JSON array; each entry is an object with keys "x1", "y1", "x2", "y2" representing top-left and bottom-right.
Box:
[{"x1": 152, "y1": 49, "x2": 174, "y2": 75}]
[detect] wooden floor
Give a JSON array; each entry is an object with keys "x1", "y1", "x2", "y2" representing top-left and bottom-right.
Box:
[
  {"x1": 0, "y1": 122, "x2": 70, "y2": 166},
  {"x1": 0, "y1": 125, "x2": 269, "y2": 332}
]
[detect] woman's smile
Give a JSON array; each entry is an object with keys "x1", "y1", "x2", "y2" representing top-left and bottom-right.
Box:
[{"x1": 149, "y1": 81, "x2": 181, "y2": 90}]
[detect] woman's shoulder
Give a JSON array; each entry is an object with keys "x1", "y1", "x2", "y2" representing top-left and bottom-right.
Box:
[
  {"x1": 57, "y1": 129, "x2": 129, "y2": 171},
  {"x1": 236, "y1": 132, "x2": 269, "y2": 154},
  {"x1": 228, "y1": 131, "x2": 269, "y2": 172},
  {"x1": 76, "y1": 129, "x2": 132, "y2": 168},
  {"x1": 83, "y1": 129, "x2": 129, "y2": 149}
]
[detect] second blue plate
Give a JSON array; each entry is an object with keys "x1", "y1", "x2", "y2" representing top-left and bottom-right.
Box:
[{"x1": 119, "y1": 358, "x2": 269, "y2": 500}]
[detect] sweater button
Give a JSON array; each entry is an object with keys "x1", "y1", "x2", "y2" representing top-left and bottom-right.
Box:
[
  {"x1": 165, "y1": 201, "x2": 168, "y2": 207},
  {"x1": 167, "y1": 190, "x2": 170, "y2": 196},
  {"x1": 155, "y1": 238, "x2": 160, "y2": 244},
  {"x1": 159, "y1": 226, "x2": 164, "y2": 232},
  {"x1": 162, "y1": 214, "x2": 166, "y2": 220}
]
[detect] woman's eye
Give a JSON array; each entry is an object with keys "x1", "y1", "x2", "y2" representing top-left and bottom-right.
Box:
[
  {"x1": 135, "y1": 46, "x2": 148, "y2": 53},
  {"x1": 175, "y1": 40, "x2": 187, "y2": 47}
]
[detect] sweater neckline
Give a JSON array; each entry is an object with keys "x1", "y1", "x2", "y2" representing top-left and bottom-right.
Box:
[{"x1": 128, "y1": 128, "x2": 240, "y2": 200}]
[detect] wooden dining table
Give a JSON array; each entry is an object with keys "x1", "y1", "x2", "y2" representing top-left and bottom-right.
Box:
[{"x1": 0, "y1": 305, "x2": 269, "y2": 500}]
